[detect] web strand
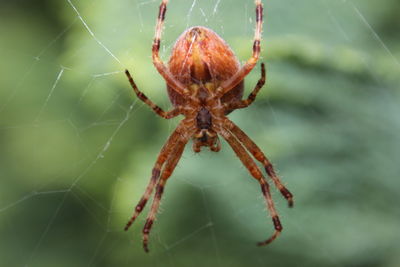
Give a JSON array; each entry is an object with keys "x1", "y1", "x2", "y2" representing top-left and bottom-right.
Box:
[{"x1": 66, "y1": 0, "x2": 123, "y2": 65}]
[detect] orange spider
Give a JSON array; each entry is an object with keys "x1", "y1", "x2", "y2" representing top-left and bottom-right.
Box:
[{"x1": 124, "y1": 0, "x2": 293, "y2": 252}]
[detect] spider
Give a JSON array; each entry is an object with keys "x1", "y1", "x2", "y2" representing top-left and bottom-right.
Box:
[{"x1": 124, "y1": 0, "x2": 293, "y2": 252}]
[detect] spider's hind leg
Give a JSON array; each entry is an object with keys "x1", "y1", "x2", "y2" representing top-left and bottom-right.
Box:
[
  {"x1": 152, "y1": 0, "x2": 188, "y2": 96},
  {"x1": 216, "y1": 0, "x2": 263, "y2": 97}
]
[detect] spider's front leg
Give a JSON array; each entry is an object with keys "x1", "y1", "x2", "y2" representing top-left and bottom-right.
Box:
[
  {"x1": 217, "y1": 127, "x2": 283, "y2": 246},
  {"x1": 125, "y1": 122, "x2": 187, "y2": 231},
  {"x1": 142, "y1": 130, "x2": 192, "y2": 252},
  {"x1": 125, "y1": 70, "x2": 181, "y2": 119},
  {"x1": 224, "y1": 119, "x2": 294, "y2": 207}
]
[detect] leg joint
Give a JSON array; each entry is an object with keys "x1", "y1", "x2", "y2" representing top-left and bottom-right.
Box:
[
  {"x1": 253, "y1": 40, "x2": 261, "y2": 54},
  {"x1": 143, "y1": 219, "x2": 154, "y2": 234},
  {"x1": 256, "y1": 5, "x2": 263, "y2": 22},
  {"x1": 272, "y1": 216, "x2": 282, "y2": 232},
  {"x1": 158, "y1": 4, "x2": 167, "y2": 20},
  {"x1": 152, "y1": 39, "x2": 161, "y2": 52}
]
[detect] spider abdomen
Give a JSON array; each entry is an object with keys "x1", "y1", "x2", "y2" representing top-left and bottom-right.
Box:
[{"x1": 167, "y1": 26, "x2": 244, "y2": 106}]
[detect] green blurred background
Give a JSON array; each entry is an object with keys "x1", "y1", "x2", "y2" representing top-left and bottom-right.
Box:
[{"x1": 1, "y1": 0, "x2": 400, "y2": 266}]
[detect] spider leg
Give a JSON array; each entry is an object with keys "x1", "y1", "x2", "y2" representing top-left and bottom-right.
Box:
[
  {"x1": 218, "y1": 127, "x2": 283, "y2": 246},
  {"x1": 224, "y1": 119, "x2": 293, "y2": 207},
  {"x1": 125, "y1": 69, "x2": 181, "y2": 119},
  {"x1": 142, "y1": 135, "x2": 190, "y2": 252},
  {"x1": 216, "y1": 0, "x2": 263, "y2": 97},
  {"x1": 124, "y1": 122, "x2": 187, "y2": 231},
  {"x1": 224, "y1": 63, "x2": 266, "y2": 111},
  {"x1": 152, "y1": 0, "x2": 189, "y2": 97}
]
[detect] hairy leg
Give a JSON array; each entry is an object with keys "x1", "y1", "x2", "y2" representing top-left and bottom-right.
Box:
[
  {"x1": 224, "y1": 63, "x2": 266, "y2": 111},
  {"x1": 125, "y1": 122, "x2": 187, "y2": 231},
  {"x1": 142, "y1": 136, "x2": 189, "y2": 252},
  {"x1": 224, "y1": 119, "x2": 293, "y2": 207},
  {"x1": 125, "y1": 69, "x2": 181, "y2": 118},
  {"x1": 218, "y1": 127, "x2": 282, "y2": 246},
  {"x1": 152, "y1": 0, "x2": 189, "y2": 96},
  {"x1": 216, "y1": 0, "x2": 263, "y2": 97}
]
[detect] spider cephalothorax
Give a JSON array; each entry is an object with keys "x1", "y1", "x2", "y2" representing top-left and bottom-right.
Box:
[{"x1": 124, "y1": 0, "x2": 293, "y2": 253}]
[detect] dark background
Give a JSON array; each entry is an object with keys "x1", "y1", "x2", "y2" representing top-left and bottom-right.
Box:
[{"x1": 1, "y1": 0, "x2": 399, "y2": 266}]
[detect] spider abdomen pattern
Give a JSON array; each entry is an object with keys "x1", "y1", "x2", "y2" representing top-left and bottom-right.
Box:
[
  {"x1": 124, "y1": 0, "x2": 293, "y2": 253},
  {"x1": 167, "y1": 26, "x2": 243, "y2": 107}
]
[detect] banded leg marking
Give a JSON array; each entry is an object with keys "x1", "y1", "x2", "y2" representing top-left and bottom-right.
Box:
[{"x1": 218, "y1": 127, "x2": 283, "y2": 246}]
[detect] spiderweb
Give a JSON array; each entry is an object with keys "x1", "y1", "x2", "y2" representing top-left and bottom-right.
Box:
[{"x1": 1, "y1": 0, "x2": 400, "y2": 266}]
